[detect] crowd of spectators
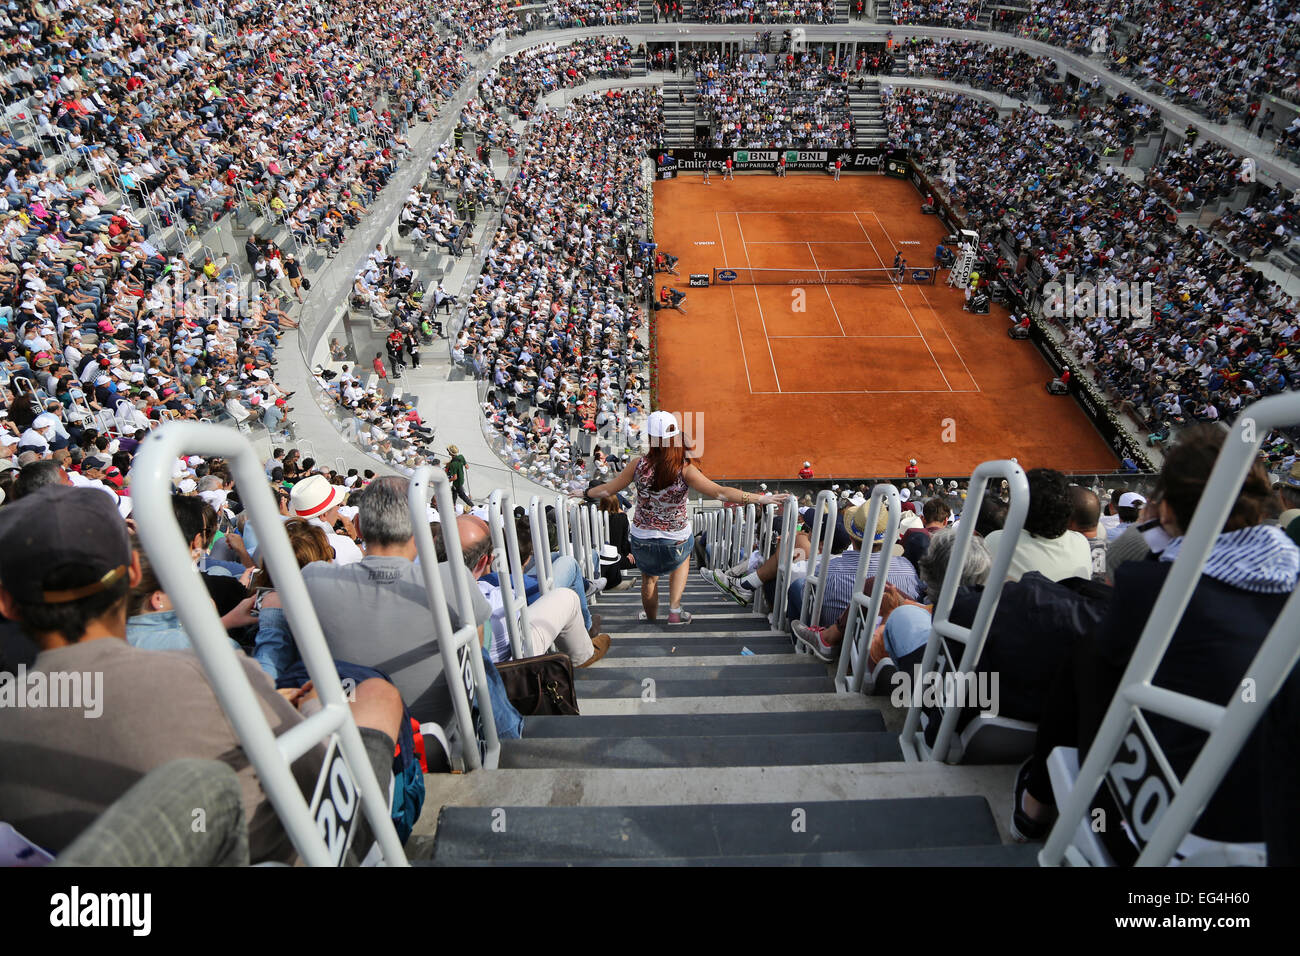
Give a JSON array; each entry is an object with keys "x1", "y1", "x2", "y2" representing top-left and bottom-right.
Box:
[
  {"x1": 1146, "y1": 141, "x2": 1249, "y2": 212},
  {"x1": 889, "y1": 0, "x2": 981, "y2": 27},
  {"x1": 889, "y1": 38, "x2": 1067, "y2": 104},
  {"x1": 886, "y1": 88, "x2": 1299, "y2": 465},
  {"x1": 696, "y1": 52, "x2": 854, "y2": 149},
  {"x1": 1072, "y1": 90, "x2": 1161, "y2": 156},
  {"x1": 450, "y1": 70, "x2": 656, "y2": 493},
  {"x1": 995, "y1": 0, "x2": 1300, "y2": 141},
  {"x1": 551, "y1": 0, "x2": 642, "y2": 27},
  {"x1": 0, "y1": 0, "x2": 497, "y2": 459},
  {"x1": 694, "y1": 0, "x2": 836, "y2": 23},
  {"x1": 1212, "y1": 183, "x2": 1300, "y2": 259}
]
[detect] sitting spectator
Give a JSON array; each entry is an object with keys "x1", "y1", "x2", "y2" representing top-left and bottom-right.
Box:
[
  {"x1": 1067, "y1": 485, "x2": 1110, "y2": 584},
  {"x1": 0, "y1": 485, "x2": 404, "y2": 864},
  {"x1": 1012, "y1": 427, "x2": 1299, "y2": 851},
  {"x1": 298, "y1": 477, "x2": 500, "y2": 747},
  {"x1": 984, "y1": 468, "x2": 1092, "y2": 583},
  {"x1": 446, "y1": 513, "x2": 611, "y2": 666}
]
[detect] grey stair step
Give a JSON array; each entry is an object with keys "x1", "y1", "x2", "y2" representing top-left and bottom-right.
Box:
[
  {"x1": 521, "y1": 709, "x2": 885, "y2": 738},
  {"x1": 600, "y1": 615, "x2": 765, "y2": 631},
  {"x1": 576, "y1": 663, "x2": 826, "y2": 681},
  {"x1": 577, "y1": 676, "x2": 834, "y2": 697},
  {"x1": 423, "y1": 844, "x2": 1042, "y2": 866},
  {"x1": 604, "y1": 637, "x2": 791, "y2": 657},
  {"x1": 602, "y1": 630, "x2": 781, "y2": 640},
  {"x1": 430, "y1": 797, "x2": 1002, "y2": 863},
  {"x1": 498, "y1": 731, "x2": 903, "y2": 769}
]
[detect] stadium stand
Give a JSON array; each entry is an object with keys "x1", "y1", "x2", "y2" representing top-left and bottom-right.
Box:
[{"x1": 2, "y1": 0, "x2": 1300, "y2": 876}]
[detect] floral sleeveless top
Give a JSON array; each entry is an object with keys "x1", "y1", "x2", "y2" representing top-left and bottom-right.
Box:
[{"x1": 630, "y1": 457, "x2": 691, "y2": 542}]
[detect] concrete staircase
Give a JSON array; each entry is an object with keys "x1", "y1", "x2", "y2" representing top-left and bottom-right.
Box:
[
  {"x1": 414, "y1": 574, "x2": 1033, "y2": 865},
  {"x1": 834, "y1": 0, "x2": 851, "y2": 23},
  {"x1": 663, "y1": 76, "x2": 699, "y2": 147},
  {"x1": 850, "y1": 81, "x2": 888, "y2": 146},
  {"x1": 638, "y1": 0, "x2": 656, "y2": 21}
]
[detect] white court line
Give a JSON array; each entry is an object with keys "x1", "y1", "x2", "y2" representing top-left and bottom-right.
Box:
[
  {"x1": 735, "y1": 212, "x2": 782, "y2": 392},
  {"x1": 852, "y1": 211, "x2": 953, "y2": 392},
  {"x1": 715, "y1": 212, "x2": 753, "y2": 395},
  {"x1": 873, "y1": 212, "x2": 983, "y2": 393},
  {"x1": 745, "y1": 240, "x2": 882, "y2": 244},
  {"x1": 751, "y1": 389, "x2": 982, "y2": 395},
  {"x1": 806, "y1": 242, "x2": 846, "y2": 336},
  {"x1": 769, "y1": 335, "x2": 921, "y2": 338}
]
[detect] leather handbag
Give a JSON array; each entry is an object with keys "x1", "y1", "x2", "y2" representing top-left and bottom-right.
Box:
[{"x1": 495, "y1": 652, "x2": 580, "y2": 716}]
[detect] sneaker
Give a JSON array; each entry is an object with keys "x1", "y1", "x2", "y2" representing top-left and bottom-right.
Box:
[
  {"x1": 666, "y1": 608, "x2": 692, "y2": 626},
  {"x1": 585, "y1": 576, "x2": 606, "y2": 601},
  {"x1": 792, "y1": 621, "x2": 835, "y2": 662},
  {"x1": 1009, "y1": 758, "x2": 1056, "y2": 843},
  {"x1": 701, "y1": 567, "x2": 753, "y2": 606}
]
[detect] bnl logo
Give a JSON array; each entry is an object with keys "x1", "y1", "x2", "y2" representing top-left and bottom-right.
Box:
[{"x1": 645, "y1": 411, "x2": 705, "y2": 458}]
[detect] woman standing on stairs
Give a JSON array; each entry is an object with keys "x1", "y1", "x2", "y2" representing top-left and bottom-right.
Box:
[{"x1": 582, "y1": 411, "x2": 778, "y2": 626}]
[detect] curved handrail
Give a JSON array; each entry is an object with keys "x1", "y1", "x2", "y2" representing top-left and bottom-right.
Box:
[
  {"x1": 833, "y1": 484, "x2": 900, "y2": 694},
  {"x1": 767, "y1": 495, "x2": 801, "y2": 631},
  {"x1": 132, "y1": 422, "x2": 407, "y2": 865},
  {"x1": 408, "y1": 465, "x2": 502, "y2": 771},
  {"x1": 1042, "y1": 392, "x2": 1300, "y2": 866},
  {"x1": 899, "y1": 460, "x2": 1029, "y2": 761},
  {"x1": 797, "y1": 489, "x2": 840, "y2": 630},
  {"x1": 487, "y1": 488, "x2": 535, "y2": 660},
  {"x1": 528, "y1": 494, "x2": 556, "y2": 594}
]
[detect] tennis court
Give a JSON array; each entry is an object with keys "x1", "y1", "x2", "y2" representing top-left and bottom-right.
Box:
[{"x1": 651, "y1": 173, "x2": 1120, "y2": 479}]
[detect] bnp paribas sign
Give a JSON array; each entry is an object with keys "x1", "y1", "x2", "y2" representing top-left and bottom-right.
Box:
[{"x1": 735, "y1": 150, "x2": 778, "y2": 163}]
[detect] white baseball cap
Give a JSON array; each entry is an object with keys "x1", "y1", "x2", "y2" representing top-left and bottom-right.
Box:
[
  {"x1": 1118, "y1": 492, "x2": 1147, "y2": 509},
  {"x1": 646, "y1": 410, "x2": 680, "y2": 440}
]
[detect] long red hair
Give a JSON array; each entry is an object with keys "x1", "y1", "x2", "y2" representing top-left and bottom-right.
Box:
[{"x1": 644, "y1": 433, "x2": 695, "y2": 491}]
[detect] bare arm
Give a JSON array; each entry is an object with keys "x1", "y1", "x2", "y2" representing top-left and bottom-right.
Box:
[
  {"x1": 583, "y1": 456, "x2": 640, "y2": 500},
  {"x1": 683, "y1": 464, "x2": 778, "y2": 507}
]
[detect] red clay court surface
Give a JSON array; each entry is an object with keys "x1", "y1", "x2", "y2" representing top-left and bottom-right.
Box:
[{"x1": 652, "y1": 173, "x2": 1120, "y2": 480}]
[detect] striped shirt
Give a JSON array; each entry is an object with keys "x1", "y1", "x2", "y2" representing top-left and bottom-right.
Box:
[
  {"x1": 1160, "y1": 524, "x2": 1299, "y2": 594},
  {"x1": 818, "y1": 547, "x2": 921, "y2": 628}
]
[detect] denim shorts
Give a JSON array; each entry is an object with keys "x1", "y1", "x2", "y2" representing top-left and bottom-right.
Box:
[{"x1": 629, "y1": 533, "x2": 694, "y2": 577}]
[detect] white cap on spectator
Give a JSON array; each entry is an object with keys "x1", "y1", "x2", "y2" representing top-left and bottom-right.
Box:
[
  {"x1": 646, "y1": 410, "x2": 680, "y2": 439},
  {"x1": 900, "y1": 488, "x2": 911, "y2": 502},
  {"x1": 1118, "y1": 492, "x2": 1147, "y2": 509}
]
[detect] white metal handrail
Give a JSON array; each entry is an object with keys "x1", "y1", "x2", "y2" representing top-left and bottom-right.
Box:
[
  {"x1": 132, "y1": 422, "x2": 407, "y2": 866},
  {"x1": 487, "y1": 488, "x2": 534, "y2": 661},
  {"x1": 569, "y1": 500, "x2": 595, "y2": 581},
  {"x1": 900, "y1": 460, "x2": 1029, "y2": 761},
  {"x1": 767, "y1": 495, "x2": 800, "y2": 632},
  {"x1": 409, "y1": 465, "x2": 502, "y2": 771},
  {"x1": 753, "y1": 502, "x2": 778, "y2": 619},
  {"x1": 555, "y1": 494, "x2": 573, "y2": 559},
  {"x1": 797, "y1": 490, "x2": 839, "y2": 630},
  {"x1": 832, "y1": 485, "x2": 900, "y2": 693},
  {"x1": 527, "y1": 494, "x2": 556, "y2": 595},
  {"x1": 1041, "y1": 393, "x2": 1300, "y2": 866}
]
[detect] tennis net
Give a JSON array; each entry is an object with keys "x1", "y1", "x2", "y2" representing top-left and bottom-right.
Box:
[{"x1": 711, "y1": 266, "x2": 937, "y2": 286}]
